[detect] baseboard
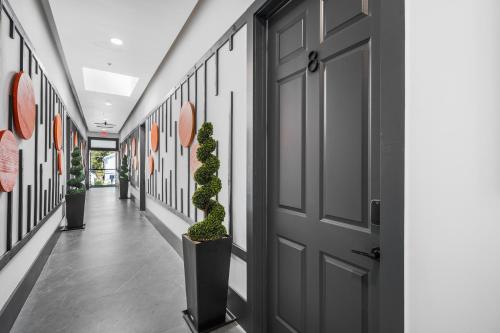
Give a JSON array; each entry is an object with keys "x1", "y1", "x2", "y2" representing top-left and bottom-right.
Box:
[
  {"x1": 143, "y1": 208, "x2": 249, "y2": 332},
  {"x1": 144, "y1": 209, "x2": 183, "y2": 257},
  {"x1": 0, "y1": 224, "x2": 61, "y2": 333}
]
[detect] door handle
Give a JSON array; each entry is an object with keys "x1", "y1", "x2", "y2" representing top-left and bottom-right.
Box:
[{"x1": 351, "y1": 247, "x2": 380, "y2": 261}]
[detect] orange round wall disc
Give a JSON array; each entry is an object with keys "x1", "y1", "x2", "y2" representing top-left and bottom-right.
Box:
[
  {"x1": 131, "y1": 137, "x2": 136, "y2": 157},
  {"x1": 190, "y1": 142, "x2": 201, "y2": 176},
  {"x1": 73, "y1": 131, "x2": 78, "y2": 147},
  {"x1": 179, "y1": 101, "x2": 196, "y2": 147},
  {"x1": 151, "y1": 122, "x2": 159, "y2": 152},
  {"x1": 57, "y1": 150, "x2": 63, "y2": 175},
  {"x1": 148, "y1": 155, "x2": 154, "y2": 175},
  {"x1": 0, "y1": 130, "x2": 19, "y2": 192},
  {"x1": 12, "y1": 71, "x2": 36, "y2": 139},
  {"x1": 53, "y1": 114, "x2": 63, "y2": 150}
]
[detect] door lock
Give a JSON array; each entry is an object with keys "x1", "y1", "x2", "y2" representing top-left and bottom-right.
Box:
[{"x1": 351, "y1": 247, "x2": 380, "y2": 261}]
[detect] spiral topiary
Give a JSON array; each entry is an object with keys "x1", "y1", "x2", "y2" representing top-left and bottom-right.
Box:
[
  {"x1": 188, "y1": 122, "x2": 227, "y2": 241},
  {"x1": 119, "y1": 154, "x2": 129, "y2": 181},
  {"x1": 67, "y1": 147, "x2": 85, "y2": 195}
]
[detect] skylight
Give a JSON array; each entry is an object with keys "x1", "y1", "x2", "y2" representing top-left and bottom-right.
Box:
[{"x1": 82, "y1": 67, "x2": 138, "y2": 97}]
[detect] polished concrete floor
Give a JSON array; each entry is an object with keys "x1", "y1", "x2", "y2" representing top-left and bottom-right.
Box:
[{"x1": 11, "y1": 187, "x2": 243, "y2": 333}]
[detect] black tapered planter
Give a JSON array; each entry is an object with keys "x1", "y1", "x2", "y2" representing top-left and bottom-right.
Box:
[
  {"x1": 182, "y1": 234, "x2": 232, "y2": 331},
  {"x1": 119, "y1": 179, "x2": 129, "y2": 199},
  {"x1": 65, "y1": 191, "x2": 85, "y2": 229}
]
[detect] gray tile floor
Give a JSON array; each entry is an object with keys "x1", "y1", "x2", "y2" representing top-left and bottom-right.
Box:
[{"x1": 11, "y1": 187, "x2": 244, "y2": 333}]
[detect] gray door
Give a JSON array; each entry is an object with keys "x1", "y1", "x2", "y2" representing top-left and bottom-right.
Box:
[{"x1": 267, "y1": 0, "x2": 380, "y2": 332}]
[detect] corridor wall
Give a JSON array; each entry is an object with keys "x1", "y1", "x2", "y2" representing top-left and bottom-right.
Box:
[
  {"x1": 0, "y1": 1, "x2": 86, "y2": 313},
  {"x1": 120, "y1": 0, "x2": 254, "y2": 328},
  {"x1": 121, "y1": 24, "x2": 248, "y2": 291}
]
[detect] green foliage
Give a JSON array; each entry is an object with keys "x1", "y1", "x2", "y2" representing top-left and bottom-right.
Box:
[
  {"x1": 188, "y1": 123, "x2": 227, "y2": 241},
  {"x1": 67, "y1": 147, "x2": 85, "y2": 196},
  {"x1": 119, "y1": 155, "x2": 129, "y2": 181}
]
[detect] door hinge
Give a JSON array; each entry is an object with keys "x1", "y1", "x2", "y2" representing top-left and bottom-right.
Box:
[{"x1": 371, "y1": 200, "x2": 380, "y2": 226}]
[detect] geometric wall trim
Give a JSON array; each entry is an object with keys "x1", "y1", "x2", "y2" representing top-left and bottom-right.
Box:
[
  {"x1": 0, "y1": 130, "x2": 19, "y2": 192},
  {"x1": 12, "y1": 71, "x2": 36, "y2": 140}
]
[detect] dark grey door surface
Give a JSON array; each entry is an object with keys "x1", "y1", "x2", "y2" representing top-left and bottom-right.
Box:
[{"x1": 267, "y1": 0, "x2": 380, "y2": 332}]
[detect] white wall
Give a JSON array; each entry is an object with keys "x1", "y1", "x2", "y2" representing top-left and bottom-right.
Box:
[
  {"x1": 120, "y1": 0, "x2": 254, "y2": 138},
  {"x1": 405, "y1": 1, "x2": 500, "y2": 332},
  {"x1": 8, "y1": 0, "x2": 86, "y2": 135}
]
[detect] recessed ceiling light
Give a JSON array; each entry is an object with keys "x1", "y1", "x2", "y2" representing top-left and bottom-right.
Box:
[
  {"x1": 82, "y1": 67, "x2": 139, "y2": 97},
  {"x1": 105, "y1": 101, "x2": 112, "y2": 106},
  {"x1": 110, "y1": 38, "x2": 123, "y2": 46}
]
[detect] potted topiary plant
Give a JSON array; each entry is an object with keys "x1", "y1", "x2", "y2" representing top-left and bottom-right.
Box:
[
  {"x1": 65, "y1": 147, "x2": 86, "y2": 229},
  {"x1": 182, "y1": 122, "x2": 232, "y2": 331},
  {"x1": 119, "y1": 154, "x2": 129, "y2": 199}
]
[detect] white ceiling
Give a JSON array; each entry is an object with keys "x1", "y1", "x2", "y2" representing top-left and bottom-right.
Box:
[{"x1": 47, "y1": 0, "x2": 198, "y2": 133}]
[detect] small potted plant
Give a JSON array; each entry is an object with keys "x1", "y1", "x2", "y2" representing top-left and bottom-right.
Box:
[
  {"x1": 182, "y1": 123, "x2": 232, "y2": 331},
  {"x1": 65, "y1": 147, "x2": 86, "y2": 229},
  {"x1": 119, "y1": 154, "x2": 129, "y2": 199}
]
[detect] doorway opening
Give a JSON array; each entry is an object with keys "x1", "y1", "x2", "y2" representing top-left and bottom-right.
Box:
[
  {"x1": 89, "y1": 150, "x2": 117, "y2": 187},
  {"x1": 87, "y1": 137, "x2": 120, "y2": 188}
]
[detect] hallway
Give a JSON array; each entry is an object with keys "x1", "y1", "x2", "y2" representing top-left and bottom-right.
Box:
[{"x1": 10, "y1": 188, "x2": 242, "y2": 333}]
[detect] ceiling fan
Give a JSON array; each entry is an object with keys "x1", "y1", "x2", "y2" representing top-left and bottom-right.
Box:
[{"x1": 93, "y1": 120, "x2": 116, "y2": 129}]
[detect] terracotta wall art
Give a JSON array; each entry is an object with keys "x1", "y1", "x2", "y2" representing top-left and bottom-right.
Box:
[
  {"x1": 190, "y1": 142, "x2": 201, "y2": 176},
  {"x1": 0, "y1": 130, "x2": 19, "y2": 192},
  {"x1": 53, "y1": 114, "x2": 63, "y2": 150},
  {"x1": 179, "y1": 101, "x2": 196, "y2": 147},
  {"x1": 131, "y1": 136, "x2": 136, "y2": 157},
  {"x1": 148, "y1": 155, "x2": 154, "y2": 175},
  {"x1": 151, "y1": 122, "x2": 159, "y2": 152},
  {"x1": 57, "y1": 150, "x2": 63, "y2": 175},
  {"x1": 12, "y1": 71, "x2": 36, "y2": 139}
]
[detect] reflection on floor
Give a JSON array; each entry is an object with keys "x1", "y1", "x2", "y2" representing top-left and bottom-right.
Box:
[{"x1": 11, "y1": 187, "x2": 244, "y2": 333}]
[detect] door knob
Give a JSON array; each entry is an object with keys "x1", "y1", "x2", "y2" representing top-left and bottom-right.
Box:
[{"x1": 351, "y1": 247, "x2": 380, "y2": 261}]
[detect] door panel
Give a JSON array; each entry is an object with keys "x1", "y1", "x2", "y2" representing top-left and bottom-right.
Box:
[
  {"x1": 321, "y1": 254, "x2": 368, "y2": 333},
  {"x1": 322, "y1": 0, "x2": 369, "y2": 37},
  {"x1": 322, "y1": 42, "x2": 369, "y2": 226},
  {"x1": 278, "y1": 72, "x2": 305, "y2": 211},
  {"x1": 277, "y1": 237, "x2": 306, "y2": 332},
  {"x1": 268, "y1": 0, "x2": 380, "y2": 332}
]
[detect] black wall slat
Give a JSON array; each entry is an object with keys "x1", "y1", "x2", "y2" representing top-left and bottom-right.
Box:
[
  {"x1": 26, "y1": 185, "x2": 32, "y2": 233},
  {"x1": 28, "y1": 48, "x2": 32, "y2": 77},
  {"x1": 34, "y1": 106, "x2": 38, "y2": 227},
  {"x1": 39, "y1": 164, "x2": 43, "y2": 221},
  {"x1": 215, "y1": 49, "x2": 219, "y2": 96},
  {"x1": 161, "y1": 158, "x2": 164, "y2": 202},
  {"x1": 17, "y1": 150, "x2": 23, "y2": 241},
  {"x1": 169, "y1": 97, "x2": 173, "y2": 137},
  {"x1": 174, "y1": 122, "x2": 178, "y2": 210},
  {"x1": 39, "y1": 71, "x2": 43, "y2": 124},
  {"x1": 169, "y1": 170, "x2": 172, "y2": 207},
  {"x1": 6, "y1": 192, "x2": 12, "y2": 251},
  {"x1": 43, "y1": 189, "x2": 47, "y2": 216},
  {"x1": 8, "y1": 16, "x2": 14, "y2": 39},
  {"x1": 229, "y1": 91, "x2": 234, "y2": 235},
  {"x1": 204, "y1": 59, "x2": 208, "y2": 121},
  {"x1": 48, "y1": 179, "x2": 51, "y2": 213}
]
